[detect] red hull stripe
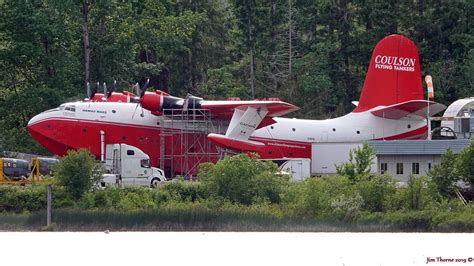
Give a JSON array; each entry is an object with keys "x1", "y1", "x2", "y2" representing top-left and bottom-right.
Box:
[{"x1": 372, "y1": 126, "x2": 427, "y2": 140}]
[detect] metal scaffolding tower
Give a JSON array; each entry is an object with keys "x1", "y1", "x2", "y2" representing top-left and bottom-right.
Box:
[{"x1": 158, "y1": 108, "x2": 223, "y2": 178}]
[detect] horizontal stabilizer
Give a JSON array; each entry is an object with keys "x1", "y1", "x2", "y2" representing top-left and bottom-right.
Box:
[
  {"x1": 208, "y1": 133, "x2": 264, "y2": 152},
  {"x1": 370, "y1": 100, "x2": 447, "y2": 119}
]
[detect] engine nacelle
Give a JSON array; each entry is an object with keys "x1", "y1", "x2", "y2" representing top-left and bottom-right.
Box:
[{"x1": 140, "y1": 91, "x2": 203, "y2": 112}]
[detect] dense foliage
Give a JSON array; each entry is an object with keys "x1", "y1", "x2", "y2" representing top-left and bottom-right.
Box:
[
  {"x1": 199, "y1": 153, "x2": 289, "y2": 204},
  {"x1": 0, "y1": 0, "x2": 473, "y2": 153},
  {"x1": 53, "y1": 149, "x2": 103, "y2": 199}
]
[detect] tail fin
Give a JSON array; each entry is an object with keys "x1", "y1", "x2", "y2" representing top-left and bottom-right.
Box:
[{"x1": 353, "y1": 34, "x2": 423, "y2": 112}]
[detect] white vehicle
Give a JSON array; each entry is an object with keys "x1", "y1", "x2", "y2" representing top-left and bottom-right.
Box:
[
  {"x1": 273, "y1": 158, "x2": 311, "y2": 181},
  {"x1": 100, "y1": 144, "x2": 166, "y2": 188}
]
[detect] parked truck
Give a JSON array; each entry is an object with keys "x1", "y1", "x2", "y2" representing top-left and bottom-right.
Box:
[
  {"x1": 100, "y1": 144, "x2": 166, "y2": 188},
  {"x1": 270, "y1": 158, "x2": 311, "y2": 181}
]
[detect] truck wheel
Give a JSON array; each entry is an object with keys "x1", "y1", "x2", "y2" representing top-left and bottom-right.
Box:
[{"x1": 150, "y1": 178, "x2": 160, "y2": 188}]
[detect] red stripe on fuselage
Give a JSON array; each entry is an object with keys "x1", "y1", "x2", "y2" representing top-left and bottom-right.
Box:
[{"x1": 372, "y1": 125, "x2": 427, "y2": 140}]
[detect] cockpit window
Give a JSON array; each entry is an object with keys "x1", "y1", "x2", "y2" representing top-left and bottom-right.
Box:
[{"x1": 65, "y1": 105, "x2": 76, "y2": 112}]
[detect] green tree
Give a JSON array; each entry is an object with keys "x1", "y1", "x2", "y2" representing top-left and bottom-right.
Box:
[
  {"x1": 456, "y1": 140, "x2": 474, "y2": 189},
  {"x1": 336, "y1": 143, "x2": 376, "y2": 182},
  {"x1": 200, "y1": 153, "x2": 288, "y2": 204},
  {"x1": 53, "y1": 149, "x2": 102, "y2": 199},
  {"x1": 427, "y1": 149, "x2": 459, "y2": 198}
]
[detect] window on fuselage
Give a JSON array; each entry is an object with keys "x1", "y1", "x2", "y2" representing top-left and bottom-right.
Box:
[{"x1": 127, "y1": 150, "x2": 135, "y2": 156}]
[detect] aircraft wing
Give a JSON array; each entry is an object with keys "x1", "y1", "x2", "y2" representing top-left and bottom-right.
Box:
[
  {"x1": 201, "y1": 100, "x2": 299, "y2": 119},
  {"x1": 370, "y1": 100, "x2": 447, "y2": 119}
]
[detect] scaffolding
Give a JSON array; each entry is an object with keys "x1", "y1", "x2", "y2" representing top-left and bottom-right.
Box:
[{"x1": 158, "y1": 108, "x2": 224, "y2": 178}]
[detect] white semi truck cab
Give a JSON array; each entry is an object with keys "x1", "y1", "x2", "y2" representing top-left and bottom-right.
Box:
[{"x1": 101, "y1": 144, "x2": 166, "y2": 188}]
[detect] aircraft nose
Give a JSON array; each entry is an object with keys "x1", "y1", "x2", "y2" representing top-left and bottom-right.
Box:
[{"x1": 27, "y1": 113, "x2": 42, "y2": 132}]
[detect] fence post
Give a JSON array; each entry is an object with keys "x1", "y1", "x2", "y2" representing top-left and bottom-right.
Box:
[{"x1": 47, "y1": 184, "x2": 52, "y2": 227}]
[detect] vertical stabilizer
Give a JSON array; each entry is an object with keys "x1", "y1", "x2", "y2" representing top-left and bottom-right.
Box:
[{"x1": 354, "y1": 34, "x2": 423, "y2": 112}]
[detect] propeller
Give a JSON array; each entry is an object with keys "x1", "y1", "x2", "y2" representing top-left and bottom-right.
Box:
[
  {"x1": 86, "y1": 82, "x2": 92, "y2": 99},
  {"x1": 132, "y1": 82, "x2": 140, "y2": 97},
  {"x1": 86, "y1": 82, "x2": 98, "y2": 99},
  {"x1": 107, "y1": 80, "x2": 117, "y2": 98},
  {"x1": 138, "y1": 78, "x2": 150, "y2": 98},
  {"x1": 132, "y1": 78, "x2": 150, "y2": 119}
]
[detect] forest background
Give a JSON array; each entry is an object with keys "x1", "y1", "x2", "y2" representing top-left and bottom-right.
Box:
[{"x1": 0, "y1": 0, "x2": 473, "y2": 154}]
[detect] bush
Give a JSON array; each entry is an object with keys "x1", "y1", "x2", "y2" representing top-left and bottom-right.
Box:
[
  {"x1": 428, "y1": 149, "x2": 459, "y2": 197},
  {"x1": 200, "y1": 154, "x2": 286, "y2": 204},
  {"x1": 356, "y1": 175, "x2": 396, "y2": 212},
  {"x1": 53, "y1": 149, "x2": 103, "y2": 199},
  {"x1": 161, "y1": 179, "x2": 208, "y2": 202},
  {"x1": 456, "y1": 140, "x2": 474, "y2": 188},
  {"x1": 405, "y1": 176, "x2": 437, "y2": 210},
  {"x1": 0, "y1": 186, "x2": 47, "y2": 212},
  {"x1": 283, "y1": 176, "x2": 361, "y2": 220},
  {"x1": 79, "y1": 187, "x2": 156, "y2": 211}
]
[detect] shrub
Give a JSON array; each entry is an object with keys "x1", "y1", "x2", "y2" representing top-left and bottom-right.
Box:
[
  {"x1": 456, "y1": 140, "x2": 474, "y2": 188},
  {"x1": 432, "y1": 211, "x2": 474, "y2": 232},
  {"x1": 201, "y1": 154, "x2": 285, "y2": 204},
  {"x1": 79, "y1": 187, "x2": 159, "y2": 211},
  {"x1": 406, "y1": 176, "x2": 433, "y2": 210},
  {"x1": 53, "y1": 149, "x2": 103, "y2": 199},
  {"x1": 399, "y1": 176, "x2": 437, "y2": 210},
  {"x1": 356, "y1": 175, "x2": 396, "y2": 212},
  {"x1": 161, "y1": 179, "x2": 208, "y2": 202},
  {"x1": 252, "y1": 171, "x2": 289, "y2": 204},
  {"x1": 0, "y1": 186, "x2": 47, "y2": 212},
  {"x1": 428, "y1": 149, "x2": 459, "y2": 197},
  {"x1": 284, "y1": 176, "x2": 361, "y2": 220}
]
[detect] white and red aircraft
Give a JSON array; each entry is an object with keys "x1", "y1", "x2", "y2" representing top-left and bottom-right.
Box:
[{"x1": 27, "y1": 34, "x2": 446, "y2": 176}]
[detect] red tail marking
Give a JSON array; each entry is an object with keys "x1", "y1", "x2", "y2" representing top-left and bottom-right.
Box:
[{"x1": 354, "y1": 34, "x2": 423, "y2": 112}]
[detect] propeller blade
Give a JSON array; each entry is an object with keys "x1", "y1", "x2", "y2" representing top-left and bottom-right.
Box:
[
  {"x1": 86, "y1": 82, "x2": 92, "y2": 98},
  {"x1": 108, "y1": 80, "x2": 117, "y2": 98},
  {"x1": 133, "y1": 82, "x2": 140, "y2": 96},
  {"x1": 140, "y1": 78, "x2": 150, "y2": 98}
]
